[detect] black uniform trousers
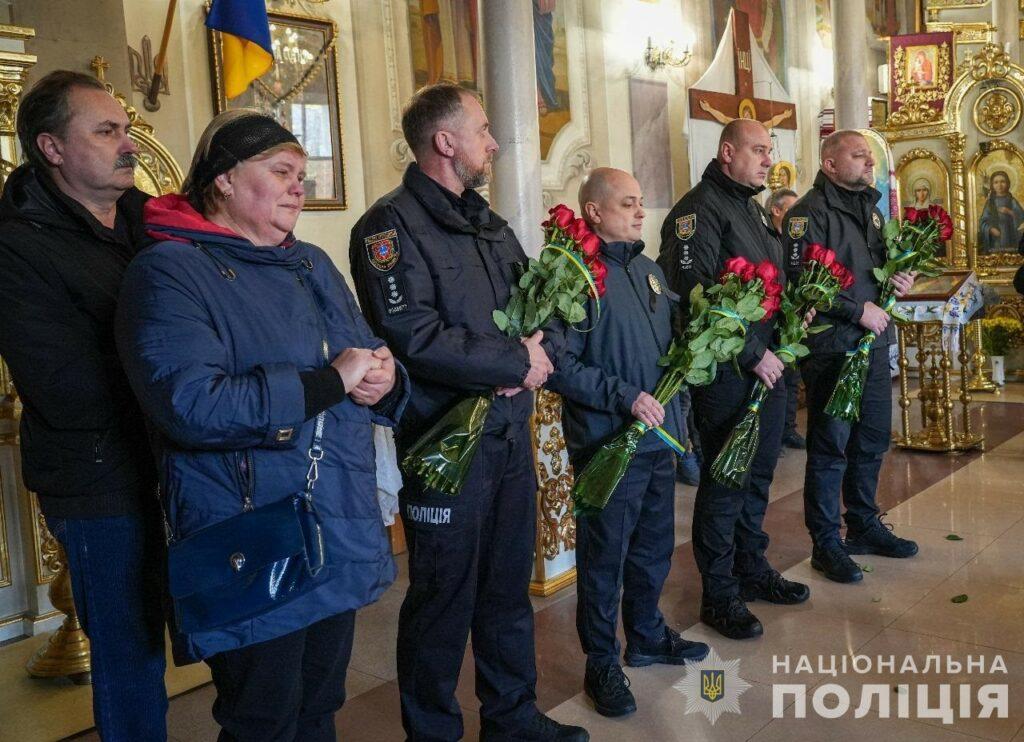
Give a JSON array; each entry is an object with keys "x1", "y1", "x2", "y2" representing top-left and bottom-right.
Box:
[
  {"x1": 691, "y1": 367, "x2": 785, "y2": 604},
  {"x1": 206, "y1": 610, "x2": 356, "y2": 742},
  {"x1": 573, "y1": 449, "x2": 675, "y2": 668},
  {"x1": 802, "y1": 347, "x2": 889, "y2": 547},
  {"x1": 397, "y1": 420, "x2": 538, "y2": 741},
  {"x1": 783, "y1": 366, "x2": 801, "y2": 439}
]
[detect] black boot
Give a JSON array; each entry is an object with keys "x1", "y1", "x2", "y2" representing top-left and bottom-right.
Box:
[
  {"x1": 700, "y1": 596, "x2": 764, "y2": 640},
  {"x1": 844, "y1": 517, "x2": 919, "y2": 558},
  {"x1": 583, "y1": 663, "x2": 637, "y2": 718},
  {"x1": 482, "y1": 711, "x2": 590, "y2": 741},
  {"x1": 740, "y1": 569, "x2": 810, "y2": 604},
  {"x1": 624, "y1": 626, "x2": 709, "y2": 667},
  {"x1": 812, "y1": 542, "x2": 864, "y2": 583}
]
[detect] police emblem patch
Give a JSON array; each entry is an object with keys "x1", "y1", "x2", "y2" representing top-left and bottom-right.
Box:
[
  {"x1": 872, "y1": 212, "x2": 882, "y2": 229},
  {"x1": 365, "y1": 229, "x2": 400, "y2": 272},
  {"x1": 676, "y1": 213, "x2": 696, "y2": 241},
  {"x1": 647, "y1": 274, "x2": 663, "y2": 295},
  {"x1": 788, "y1": 217, "x2": 808, "y2": 239}
]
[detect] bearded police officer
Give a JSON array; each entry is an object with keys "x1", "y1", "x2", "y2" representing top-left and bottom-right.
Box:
[
  {"x1": 658, "y1": 119, "x2": 810, "y2": 641},
  {"x1": 782, "y1": 130, "x2": 918, "y2": 584},
  {"x1": 349, "y1": 84, "x2": 586, "y2": 742},
  {"x1": 547, "y1": 167, "x2": 709, "y2": 719}
]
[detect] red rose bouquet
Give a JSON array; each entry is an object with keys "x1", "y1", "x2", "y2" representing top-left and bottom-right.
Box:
[
  {"x1": 573, "y1": 256, "x2": 775, "y2": 514},
  {"x1": 402, "y1": 205, "x2": 607, "y2": 495},
  {"x1": 711, "y1": 245, "x2": 853, "y2": 488}
]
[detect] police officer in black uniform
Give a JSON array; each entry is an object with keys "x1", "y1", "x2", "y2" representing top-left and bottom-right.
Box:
[
  {"x1": 349, "y1": 84, "x2": 587, "y2": 742},
  {"x1": 658, "y1": 119, "x2": 810, "y2": 641},
  {"x1": 782, "y1": 130, "x2": 918, "y2": 584},
  {"x1": 546, "y1": 167, "x2": 709, "y2": 719}
]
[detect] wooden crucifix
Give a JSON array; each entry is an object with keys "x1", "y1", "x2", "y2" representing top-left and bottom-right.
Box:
[{"x1": 688, "y1": 9, "x2": 797, "y2": 130}]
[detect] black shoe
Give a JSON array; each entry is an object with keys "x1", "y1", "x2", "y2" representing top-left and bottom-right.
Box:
[
  {"x1": 700, "y1": 596, "x2": 764, "y2": 640},
  {"x1": 782, "y1": 432, "x2": 806, "y2": 449},
  {"x1": 811, "y1": 542, "x2": 864, "y2": 583},
  {"x1": 844, "y1": 517, "x2": 919, "y2": 558},
  {"x1": 740, "y1": 570, "x2": 810, "y2": 604},
  {"x1": 583, "y1": 663, "x2": 637, "y2": 718},
  {"x1": 624, "y1": 627, "x2": 710, "y2": 667},
  {"x1": 483, "y1": 711, "x2": 590, "y2": 741}
]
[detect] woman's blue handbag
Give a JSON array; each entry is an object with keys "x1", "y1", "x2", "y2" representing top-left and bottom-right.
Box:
[{"x1": 166, "y1": 410, "x2": 329, "y2": 634}]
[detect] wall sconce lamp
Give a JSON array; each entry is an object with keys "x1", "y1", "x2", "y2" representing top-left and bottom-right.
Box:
[{"x1": 644, "y1": 36, "x2": 692, "y2": 71}]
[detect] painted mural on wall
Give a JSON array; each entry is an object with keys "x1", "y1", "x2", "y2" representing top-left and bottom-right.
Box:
[
  {"x1": 975, "y1": 149, "x2": 1024, "y2": 256},
  {"x1": 712, "y1": 0, "x2": 786, "y2": 88}
]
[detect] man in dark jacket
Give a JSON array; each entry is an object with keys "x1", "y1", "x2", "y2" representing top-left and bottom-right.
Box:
[
  {"x1": 783, "y1": 130, "x2": 918, "y2": 584},
  {"x1": 0, "y1": 71, "x2": 166, "y2": 739},
  {"x1": 547, "y1": 167, "x2": 709, "y2": 719},
  {"x1": 349, "y1": 84, "x2": 586, "y2": 742},
  {"x1": 658, "y1": 120, "x2": 809, "y2": 641}
]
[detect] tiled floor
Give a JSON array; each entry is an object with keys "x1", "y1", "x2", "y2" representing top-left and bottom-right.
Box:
[{"x1": 39, "y1": 389, "x2": 1024, "y2": 740}]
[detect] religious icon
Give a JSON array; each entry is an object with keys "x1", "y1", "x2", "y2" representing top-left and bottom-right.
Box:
[
  {"x1": 898, "y1": 153, "x2": 951, "y2": 259},
  {"x1": 532, "y1": 0, "x2": 570, "y2": 160},
  {"x1": 906, "y1": 45, "x2": 937, "y2": 88},
  {"x1": 408, "y1": 0, "x2": 479, "y2": 90},
  {"x1": 712, "y1": 0, "x2": 787, "y2": 87},
  {"x1": 978, "y1": 170, "x2": 1024, "y2": 255}
]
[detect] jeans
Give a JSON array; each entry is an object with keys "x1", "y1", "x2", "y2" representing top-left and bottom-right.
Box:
[
  {"x1": 206, "y1": 610, "x2": 355, "y2": 742},
  {"x1": 45, "y1": 509, "x2": 168, "y2": 741}
]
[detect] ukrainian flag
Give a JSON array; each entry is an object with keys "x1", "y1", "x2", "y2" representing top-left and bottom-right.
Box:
[{"x1": 207, "y1": 0, "x2": 274, "y2": 99}]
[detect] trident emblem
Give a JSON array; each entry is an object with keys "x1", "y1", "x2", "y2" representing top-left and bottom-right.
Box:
[{"x1": 701, "y1": 670, "x2": 724, "y2": 702}]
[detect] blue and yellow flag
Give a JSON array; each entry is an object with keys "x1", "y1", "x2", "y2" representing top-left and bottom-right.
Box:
[{"x1": 207, "y1": 0, "x2": 274, "y2": 99}]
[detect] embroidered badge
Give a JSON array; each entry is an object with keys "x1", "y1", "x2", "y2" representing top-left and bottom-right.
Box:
[
  {"x1": 788, "y1": 217, "x2": 808, "y2": 239},
  {"x1": 680, "y1": 243, "x2": 694, "y2": 269},
  {"x1": 365, "y1": 229, "x2": 400, "y2": 272},
  {"x1": 676, "y1": 213, "x2": 696, "y2": 241},
  {"x1": 872, "y1": 212, "x2": 882, "y2": 229},
  {"x1": 379, "y1": 274, "x2": 408, "y2": 316},
  {"x1": 648, "y1": 274, "x2": 663, "y2": 295}
]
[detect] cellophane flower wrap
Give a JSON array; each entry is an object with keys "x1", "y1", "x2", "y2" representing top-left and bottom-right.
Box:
[
  {"x1": 824, "y1": 207, "x2": 947, "y2": 422},
  {"x1": 710, "y1": 245, "x2": 853, "y2": 488},
  {"x1": 401, "y1": 205, "x2": 607, "y2": 495},
  {"x1": 572, "y1": 257, "x2": 772, "y2": 515}
]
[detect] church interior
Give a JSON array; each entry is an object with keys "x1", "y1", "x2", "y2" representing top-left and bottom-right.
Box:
[{"x1": 0, "y1": 0, "x2": 1023, "y2": 740}]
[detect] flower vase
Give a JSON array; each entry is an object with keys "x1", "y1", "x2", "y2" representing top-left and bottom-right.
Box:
[{"x1": 991, "y1": 355, "x2": 1006, "y2": 386}]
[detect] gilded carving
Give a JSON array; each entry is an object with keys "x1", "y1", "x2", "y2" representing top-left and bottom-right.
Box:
[
  {"x1": 973, "y1": 87, "x2": 1022, "y2": 137},
  {"x1": 959, "y1": 44, "x2": 1012, "y2": 82},
  {"x1": 532, "y1": 390, "x2": 576, "y2": 560},
  {"x1": 889, "y1": 43, "x2": 952, "y2": 127}
]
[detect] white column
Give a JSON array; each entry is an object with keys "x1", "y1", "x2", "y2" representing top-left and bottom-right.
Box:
[
  {"x1": 481, "y1": 0, "x2": 544, "y2": 255},
  {"x1": 991, "y1": 0, "x2": 1020, "y2": 56},
  {"x1": 831, "y1": 0, "x2": 872, "y2": 130}
]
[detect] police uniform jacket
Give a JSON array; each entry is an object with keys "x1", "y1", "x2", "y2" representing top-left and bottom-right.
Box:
[
  {"x1": 349, "y1": 163, "x2": 561, "y2": 446},
  {"x1": 657, "y1": 159, "x2": 789, "y2": 371},
  {"x1": 782, "y1": 171, "x2": 893, "y2": 354},
  {"x1": 546, "y1": 240, "x2": 684, "y2": 462}
]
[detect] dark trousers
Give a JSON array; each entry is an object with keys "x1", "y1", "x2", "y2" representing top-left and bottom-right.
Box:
[
  {"x1": 802, "y1": 347, "x2": 890, "y2": 546},
  {"x1": 784, "y1": 366, "x2": 801, "y2": 438},
  {"x1": 45, "y1": 509, "x2": 168, "y2": 742},
  {"x1": 691, "y1": 368, "x2": 785, "y2": 603},
  {"x1": 573, "y1": 449, "x2": 675, "y2": 667},
  {"x1": 397, "y1": 422, "x2": 538, "y2": 741},
  {"x1": 206, "y1": 610, "x2": 356, "y2": 742}
]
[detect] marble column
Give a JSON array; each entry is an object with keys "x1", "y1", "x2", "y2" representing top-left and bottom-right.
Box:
[
  {"x1": 991, "y1": 0, "x2": 1021, "y2": 57},
  {"x1": 481, "y1": 0, "x2": 544, "y2": 256},
  {"x1": 831, "y1": 0, "x2": 872, "y2": 130}
]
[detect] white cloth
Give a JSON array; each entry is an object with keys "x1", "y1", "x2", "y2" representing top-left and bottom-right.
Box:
[{"x1": 374, "y1": 424, "x2": 402, "y2": 526}]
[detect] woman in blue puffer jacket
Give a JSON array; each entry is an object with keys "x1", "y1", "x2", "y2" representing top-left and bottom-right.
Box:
[{"x1": 116, "y1": 110, "x2": 409, "y2": 741}]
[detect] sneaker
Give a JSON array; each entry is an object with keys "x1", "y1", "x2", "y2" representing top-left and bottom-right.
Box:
[
  {"x1": 740, "y1": 570, "x2": 810, "y2": 604},
  {"x1": 811, "y1": 542, "x2": 864, "y2": 583},
  {"x1": 482, "y1": 711, "x2": 590, "y2": 741},
  {"x1": 583, "y1": 663, "x2": 636, "y2": 718},
  {"x1": 700, "y1": 596, "x2": 764, "y2": 640},
  {"x1": 844, "y1": 517, "x2": 919, "y2": 558},
  {"x1": 782, "y1": 432, "x2": 806, "y2": 449},
  {"x1": 676, "y1": 451, "x2": 700, "y2": 486},
  {"x1": 624, "y1": 627, "x2": 710, "y2": 667}
]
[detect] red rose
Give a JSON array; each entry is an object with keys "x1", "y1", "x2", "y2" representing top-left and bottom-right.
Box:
[
  {"x1": 903, "y1": 206, "x2": 926, "y2": 225},
  {"x1": 841, "y1": 268, "x2": 855, "y2": 290},
  {"x1": 723, "y1": 256, "x2": 756, "y2": 282},
  {"x1": 548, "y1": 204, "x2": 575, "y2": 229},
  {"x1": 928, "y1": 204, "x2": 954, "y2": 241},
  {"x1": 820, "y1": 248, "x2": 837, "y2": 268},
  {"x1": 804, "y1": 243, "x2": 825, "y2": 264},
  {"x1": 755, "y1": 260, "x2": 779, "y2": 285},
  {"x1": 760, "y1": 294, "x2": 781, "y2": 319},
  {"x1": 580, "y1": 232, "x2": 601, "y2": 259},
  {"x1": 589, "y1": 259, "x2": 608, "y2": 297},
  {"x1": 566, "y1": 217, "x2": 589, "y2": 242}
]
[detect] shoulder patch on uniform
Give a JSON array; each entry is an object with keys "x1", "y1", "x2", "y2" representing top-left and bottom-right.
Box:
[
  {"x1": 788, "y1": 217, "x2": 808, "y2": 239},
  {"x1": 675, "y1": 213, "x2": 696, "y2": 241},
  {"x1": 872, "y1": 212, "x2": 882, "y2": 230},
  {"x1": 364, "y1": 229, "x2": 400, "y2": 272}
]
